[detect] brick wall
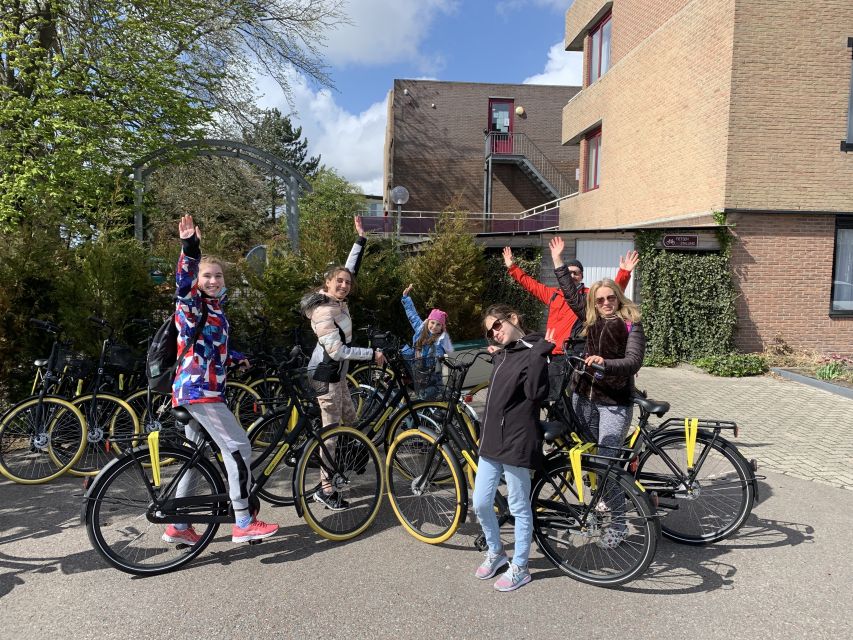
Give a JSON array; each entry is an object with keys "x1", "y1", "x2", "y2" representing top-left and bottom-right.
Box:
[
  {"x1": 390, "y1": 80, "x2": 580, "y2": 213},
  {"x1": 729, "y1": 213, "x2": 853, "y2": 354},
  {"x1": 725, "y1": 0, "x2": 853, "y2": 212},
  {"x1": 561, "y1": 0, "x2": 735, "y2": 229}
]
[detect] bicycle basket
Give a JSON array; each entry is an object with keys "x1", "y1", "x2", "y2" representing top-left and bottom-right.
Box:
[
  {"x1": 410, "y1": 356, "x2": 456, "y2": 402},
  {"x1": 64, "y1": 353, "x2": 95, "y2": 380}
]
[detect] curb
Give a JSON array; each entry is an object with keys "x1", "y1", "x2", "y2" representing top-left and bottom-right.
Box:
[{"x1": 771, "y1": 368, "x2": 853, "y2": 401}]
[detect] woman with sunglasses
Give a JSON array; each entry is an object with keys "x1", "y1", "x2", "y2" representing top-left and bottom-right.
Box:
[
  {"x1": 300, "y1": 216, "x2": 385, "y2": 510},
  {"x1": 473, "y1": 304, "x2": 556, "y2": 592},
  {"x1": 549, "y1": 237, "x2": 644, "y2": 547}
]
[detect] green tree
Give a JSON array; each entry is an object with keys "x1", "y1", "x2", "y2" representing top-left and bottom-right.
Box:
[
  {"x1": 299, "y1": 169, "x2": 365, "y2": 275},
  {"x1": 405, "y1": 211, "x2": 487, "y2": 340},
  {"x1": 0, "y1": 0, "x2": 344, "y2": 231},
  {"x1": 242, "y1": 108, "x2": 322, "y2": 224}
]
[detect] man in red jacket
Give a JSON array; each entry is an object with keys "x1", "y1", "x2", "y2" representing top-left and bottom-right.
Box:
[{"x1": 502, "y1": 245, "x2": 639, "y2": 399}]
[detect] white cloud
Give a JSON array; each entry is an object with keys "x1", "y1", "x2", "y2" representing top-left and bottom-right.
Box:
[
  {"x1": 523, "y1": 41, "x2": 583, "y2": 86},
  {"x1": 256, "y1": 71, "x2": 388, "y2": 195},
  {"x1": 323, "y1": 0, "x2": 457, "y2": 73}
]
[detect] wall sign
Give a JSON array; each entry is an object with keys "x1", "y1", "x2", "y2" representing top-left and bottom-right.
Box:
[{"x1": 662, "y1": 234, "x2": 699, "y2": 248}]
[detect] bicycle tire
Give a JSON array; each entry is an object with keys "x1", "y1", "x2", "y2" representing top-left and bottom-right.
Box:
[
  {"x1": 386, "y1": 427, "x2": 466, "y2": 544},
  {"x1": 296, "y1": 426, "x2": 383, "y2": 541},
  {"x1": 248, "y1": 408, "x2": 304, "y2": 507},
  {"x1": 84, "y1": 446, "x2": 227, "y2": 576},
  {"x1": 122, "y1": 389, "x2": 179, "y2": 437},
  {"x1": 635, "y1": 432, "x2": 755, "y2": 544},
  {"x1": 66, "y1": 394, "x2": 140, "y2": 476},
  {"x1": 0, "y1": 396, "x2": 87, "y2": 484},
  {"x1": 532, "y1": 461, "x2": 659, "y2": 586}
]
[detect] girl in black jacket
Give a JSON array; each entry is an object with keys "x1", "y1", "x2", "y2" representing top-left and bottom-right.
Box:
[{"x1": 473, "y1": 303, "x2": 555, "y2": 592}]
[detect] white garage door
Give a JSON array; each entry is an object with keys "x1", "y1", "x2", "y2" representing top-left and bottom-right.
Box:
[{"x1": 575, "y1": 239, "x2": 636, "y2": 301}]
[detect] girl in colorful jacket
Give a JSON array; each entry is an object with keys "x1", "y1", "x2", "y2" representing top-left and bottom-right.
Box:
[
  {"x1": 165, "y1": 215, "x2": 278, "y2": 546},
  {"x1": 400, "y1": 284, "x2": 454, "y2": 398},
  {"x1": 300, "y1": 216, "x2": 385, "y2": 511}
]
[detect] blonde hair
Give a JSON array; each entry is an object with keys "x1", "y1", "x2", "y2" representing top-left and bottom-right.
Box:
[
  {"x1": 582, "y1": 278, "x2": 641, "y2": 336},
  {"x1": 200, "y1": 255, "x2": 225, "y2": 270}
]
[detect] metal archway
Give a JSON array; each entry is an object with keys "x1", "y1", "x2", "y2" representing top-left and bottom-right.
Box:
[{"x1": 131, "y1": 139, "x2": 312, "y2": 251}]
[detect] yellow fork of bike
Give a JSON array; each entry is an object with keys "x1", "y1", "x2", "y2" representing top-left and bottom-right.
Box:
[
  {"x1": 684, "y1": 417, "x2": 699, "y2": 470},
  {"x1": 568, "y1": 433, "x2": 596, "y2": 505},
  {"x1": 148, "y1": 431, "x2": 161, "y2": 487}
]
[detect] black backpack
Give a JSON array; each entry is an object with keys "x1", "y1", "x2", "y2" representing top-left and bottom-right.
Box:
[{"x1": 146, "y1": 303, "x2": 208, "y2": 394}]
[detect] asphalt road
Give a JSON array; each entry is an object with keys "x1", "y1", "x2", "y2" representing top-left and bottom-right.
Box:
[{"x1": 1, "y1": 467, "x2": 850, "y2": 639}]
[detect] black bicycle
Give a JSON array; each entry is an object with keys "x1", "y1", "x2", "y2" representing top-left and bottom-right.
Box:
[{"x1": 82, "y1": 351, "x2": 384, "y2": 576}]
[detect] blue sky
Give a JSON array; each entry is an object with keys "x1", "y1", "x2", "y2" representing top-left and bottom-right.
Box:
[{"x1": 256, "y1": 0, "x2": 582, "y2": 195}]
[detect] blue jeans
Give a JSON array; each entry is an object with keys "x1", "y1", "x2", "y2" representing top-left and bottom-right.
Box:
[{"x1": 472, "y1": 456, "x2": 533, "y2": 567}]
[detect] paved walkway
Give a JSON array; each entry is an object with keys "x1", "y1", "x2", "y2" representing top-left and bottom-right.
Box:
[{"x1": 636, "y1": 366, "x2": 853, "y2": 490}]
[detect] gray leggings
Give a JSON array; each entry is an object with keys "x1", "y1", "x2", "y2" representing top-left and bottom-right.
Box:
[
  {"x1": 571, "y1": 393, "x2": 632, "y2": 458},
  {"x1": 176, "y1": 402, "x2": 253, "y2": 512}
]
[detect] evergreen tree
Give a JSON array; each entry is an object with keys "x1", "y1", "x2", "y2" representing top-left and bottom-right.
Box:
[{"x1": 405, "y1": 211, "x2": 487, "y2": 340}]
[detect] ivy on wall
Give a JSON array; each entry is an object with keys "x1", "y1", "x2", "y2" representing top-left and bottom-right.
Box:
[{"x1": 635, "y1": 224, "x2": 738, "y2": 363}]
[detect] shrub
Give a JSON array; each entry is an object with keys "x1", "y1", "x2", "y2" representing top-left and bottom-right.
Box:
[{"x1": 692, "y1": 353, "x2": 768, "y2": 377}]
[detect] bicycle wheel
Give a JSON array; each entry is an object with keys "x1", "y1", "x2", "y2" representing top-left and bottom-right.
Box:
[
  {"x1": 248, "y1": 408, "x2": 305, "y2": 507},
  {"x1": 67, "y1": 394, "x2": 140, "y2": 476},
  {"x1": 532, "y1": 461, "x2": 659, "y2": 586},
  {"x1": 635, "y1": 432, "x2": 755, "y2": 544},
  {"x1": 84, "y1": 446, "x2": 227, "y2": 576},
  {"x1": 224, "y1": 381, "x2": 262, "y2": 430},
  {"x1": 386, "y1": 428, "x2": 466, "y2": 544},
  {"x1": 296, "y1": 426, "x2": 383, "y2": 541},
  {"x1": 0, "y1": 397, "x2": 87, "y2": 484}
]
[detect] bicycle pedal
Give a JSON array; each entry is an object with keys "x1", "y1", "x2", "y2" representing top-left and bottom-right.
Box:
[{"x1": 247, "y1": 539, "x2": 263, "y2": 545}]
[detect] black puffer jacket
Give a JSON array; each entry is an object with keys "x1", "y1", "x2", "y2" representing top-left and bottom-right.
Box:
[{"x1": 479, "y1": 332, "x2": 554, "y2": 470}]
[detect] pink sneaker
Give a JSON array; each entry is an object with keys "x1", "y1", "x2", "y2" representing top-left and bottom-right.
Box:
[
  {"x1": 232, "y1": 518, "x2": 279, "y2": 543},
  {"x1": 162, "y1": 525, "x2": 202, "y2": 546}
]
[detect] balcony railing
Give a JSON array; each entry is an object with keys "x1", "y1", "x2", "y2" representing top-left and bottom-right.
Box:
[{"x1": 357, "y1": 194, "x2": 575, "y2": 237}]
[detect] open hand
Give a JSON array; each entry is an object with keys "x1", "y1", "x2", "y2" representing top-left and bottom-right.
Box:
[
  {"x1": 620, "y1": 250, "x2": 640, "y2": 272},
  {"x1": 354, "y1": 215, "x2": 364, "y2": 237},
  {"x1": 237, "y1": 358, "x2": 251, "y2": 371},
  {"x1": 502, "y1": 247, "x2": 514, "y2": 268},
  {"x1": 549, "y1": 237, "x2": 565, "y2": 268},
  {"x1": 402, "y1": 283, "x2": 413, "y2": 297},
  {"x1": 178, "y1": 214, "x2": 200, "y2": 240}
]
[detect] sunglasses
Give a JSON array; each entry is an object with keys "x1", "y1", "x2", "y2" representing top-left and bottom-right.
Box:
[
  {"x1": 486, "y1": 318, "x2": 504, "y2": 340},
  {"x1": 595, "y1": 294, "x2": 618, "y2": 306}
]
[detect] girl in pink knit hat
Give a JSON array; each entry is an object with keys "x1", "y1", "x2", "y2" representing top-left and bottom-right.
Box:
[{"x1": 401, "y1": 284, "x2": 454, "y2": 398}]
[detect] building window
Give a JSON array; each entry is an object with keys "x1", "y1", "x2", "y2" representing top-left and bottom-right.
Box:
[
  {"x1": 589, "y1": 12, "x2": 612, "y2": 84},
  {"x1": 585, "y1": 129, "x2": 602, "y2": 191},
  {"x1": 831, "y1": 217, "x2": 853, "y2": 314},
  {"x1": 845, "y1": 37, "x2": 853, "y2": 152}
]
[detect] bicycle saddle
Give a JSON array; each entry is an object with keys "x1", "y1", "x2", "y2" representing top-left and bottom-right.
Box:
[
  {"x1": 539, "y1": 420, "x2": 569, "y2": 443},
  {"x1": 632, "y1": 395, "x2": 670, "y2": 417},
  {"x1": 33, "y1": 359, "x2": 48, "y2": 367},
  {"x1": 171, "y1": 406, "x2": 193, "y2": 423}
]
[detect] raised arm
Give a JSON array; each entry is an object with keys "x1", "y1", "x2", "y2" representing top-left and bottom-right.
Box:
[
  {"x1": 550, "y1": 237, "x2": 586, "y2": 317},
  {"x1": 614, "y1": 250, "x2": 639, "y2": 291},
  {"x1": 400, "y1": 285, "x2": 424, "y2": 333},
  {"x1": 176, "y1": 215, "x2": 201, "y2": 302},
  {"x1": 345, "y1": 216, "x2": 367, "y2": 276},
  {"x1": 504, "y1": 246, "x2": 558, "y2": 305}
]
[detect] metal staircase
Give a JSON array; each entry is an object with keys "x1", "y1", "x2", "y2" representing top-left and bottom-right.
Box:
[{"x1": 483, "y1": 132, "x2": 574, "y2": 212}]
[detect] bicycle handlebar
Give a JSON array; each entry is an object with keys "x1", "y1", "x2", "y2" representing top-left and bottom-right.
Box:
[
  {"x1": 29, "y1": 318, "x2": 61, "y2": 334},
  {"x1": 567, "y1": 354, "x2": 606, "y2": 373},
  {"x1": 439, "y1": 350, "x2": 493, "y2": 372}
]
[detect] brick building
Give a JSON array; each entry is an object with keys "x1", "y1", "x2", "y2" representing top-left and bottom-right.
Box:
[
  {"x1": 561, "y1": 0, "x2": 853, "y2": 354},
  {"x1": 383, "y1": 80, "x2": 581, "y2": 215}
]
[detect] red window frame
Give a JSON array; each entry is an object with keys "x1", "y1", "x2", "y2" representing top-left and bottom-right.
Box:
[
  {"x1": 588, "y1": 12, "x2": 612, "y2": 85},
  {"x1": 585, "y1": 128, "x2": 602, "y2": 191}
]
